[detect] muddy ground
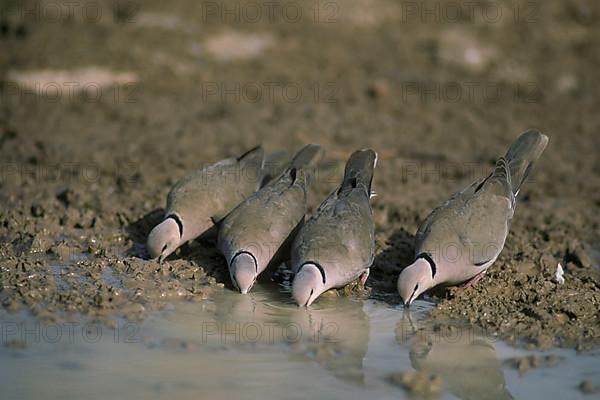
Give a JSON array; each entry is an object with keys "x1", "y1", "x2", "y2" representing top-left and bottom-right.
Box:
[{"x1": 1, "y1": 0, "x2": 599, "y2": 349}]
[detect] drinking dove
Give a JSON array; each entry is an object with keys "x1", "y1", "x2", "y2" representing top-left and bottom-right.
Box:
[
  {"x1": 147, "y1": 146, "x2": 269, "y2": 262},
  {"x1": 397, "y1": 129, "x2": 549, "y2": 305},
  {"x1": 291, "y1": 149, "x2": 377, "y2": 307},
  {"x1": 218, "y1": 144, "x2": 323, "y2": 294}
]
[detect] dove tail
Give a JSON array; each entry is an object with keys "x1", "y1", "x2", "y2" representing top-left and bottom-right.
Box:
[
  {"x1": 237, "y1": 145, "x2": 264, "y2": 164},
  {"x1": 287, "y1": 144, "x2": 323, "y2": 184},
  {"x1": 260, "y1": 150, "x2": 290, "y2": 187},
  {"x1": 503, "y1": 129, "x2": 549, "y2": 194},
  {"x1": 289, "y1": 144, "x2": 323, "y2": 170},
  {"x1": 340, "y1": 149, "x2": 377, "y2": 196}
]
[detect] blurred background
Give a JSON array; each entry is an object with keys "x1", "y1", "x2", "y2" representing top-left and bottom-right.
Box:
[{"x1": 1, "y1": 0, "x2": 598, "y2": 212}]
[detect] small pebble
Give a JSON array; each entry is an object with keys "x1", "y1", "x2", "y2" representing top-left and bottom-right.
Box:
[
  {"x1": 553, "y1": 263, "x2": 565, "y2": 284},
  {"x1": 5, "y1": 339, "x2": 27, "y2": 349},
  {"x1": 388, "y1": 371, "x2": 443, "y2": 398},
  {"x1": 579, "y1": 380, "x2": 598, "y2": 395},
  {"x1": 366, "y1": 79, "x2": 390, "y2": 98}
]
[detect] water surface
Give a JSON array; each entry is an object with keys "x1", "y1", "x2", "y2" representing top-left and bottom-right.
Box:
[{"x1": 1, "y1": 282, "x2": 598, "y2": 399}]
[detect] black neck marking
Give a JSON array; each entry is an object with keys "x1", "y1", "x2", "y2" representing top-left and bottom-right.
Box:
[
  {"x1": 166, "y1": 214, "x2": 184, "y2": 238},
  {"x1": 474, "y1": 259, "x2": 491, "y2": 267},
  {"x1": 299, "y1": 262, "x2": 326, "y2": 284},
  {"x1": 416, "y1": 252, "x2": 437, "y2": 279},
  {"x1": 233, "y1": 251, "x2": 258, "y2": 273},
  {"x1": 407, "y1": 284, "x2": 419, "y2": 305}
]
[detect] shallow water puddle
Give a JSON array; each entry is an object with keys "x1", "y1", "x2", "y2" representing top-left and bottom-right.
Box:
[{"x1": 1, "y1": 283, "x2": 598, "y2": 400}]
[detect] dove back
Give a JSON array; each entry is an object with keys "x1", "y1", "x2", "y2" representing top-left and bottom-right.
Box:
[{"x1": 236, "y1": 145, "x2": 265, "y2": 175}]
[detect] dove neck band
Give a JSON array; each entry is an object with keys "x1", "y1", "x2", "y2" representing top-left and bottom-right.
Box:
[
  {"x1": 166, "y1": 214, "x2": 184, "y2": 238},
  {"x1": 416, "y1": 252, "x2": 437, "y2": 279}
]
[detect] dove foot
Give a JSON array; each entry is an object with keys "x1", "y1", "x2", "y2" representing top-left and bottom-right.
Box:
[
  {"x1": 360, "y1": 270, "x2": 370, "y2": 287},
  {"x1": 461, "y1": 272, "x2": 485, "y2": 289}
]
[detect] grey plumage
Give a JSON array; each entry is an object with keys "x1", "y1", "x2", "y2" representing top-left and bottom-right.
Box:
[
  {"x1": 398, "y1": 129, "x2": 549, "y2": 305},
  {"x1": 260, "y1": 150, "x2": 290, "y2": 187},
  {"x1": 291, "y1": 149, "x2": 377, "y2": 306},
  {"x1": 147, "y1": 146, "x2": 265, "y2": 262},
  {"x1": 218, "y1": 144, "x2": 323, "y2": 294}
]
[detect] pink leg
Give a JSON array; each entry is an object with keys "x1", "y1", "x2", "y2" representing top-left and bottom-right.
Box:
[
  {"x1": 461, "y1": 271, "x2": 485, "y2": 289},
  {"x1": 360, "y1": 270, "x2": 370, "y2": 287}
]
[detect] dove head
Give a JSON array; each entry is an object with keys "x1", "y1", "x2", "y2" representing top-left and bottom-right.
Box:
[
  {"x1": 230, "y1": 252, "x2": 257, "y2": 294},
  {"x1": 292, "y1": 263, "x2": 326, "y2": 307},
  {"x1": 397, "y1": 258, "x2": 434, "y2": 307},
  {"x1": 147, "y1": 217, "x2": 181, "y2": 262}
]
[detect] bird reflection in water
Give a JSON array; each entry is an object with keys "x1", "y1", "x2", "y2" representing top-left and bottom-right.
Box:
[{"x1": 396, "y1": 313, "x2": 513, "y2": 400}]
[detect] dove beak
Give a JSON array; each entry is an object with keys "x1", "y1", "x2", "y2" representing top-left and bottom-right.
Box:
[{"x1": 404, "y1": 292, "x2": 417, "y2": 308}]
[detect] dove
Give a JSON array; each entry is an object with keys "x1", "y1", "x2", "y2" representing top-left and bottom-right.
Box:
[
  {"x1": 397, "y1": 129, "x2": 549, "y2": 306},
  {"x1": 291, "y1": 149, "x2": 377, "y2": 307},
  {"x1": 218, "y1": 144, "x2": 323, "y2": 294},
  {"x1": 147, "y1": 146, "x2": 271, "y2": 262}
]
